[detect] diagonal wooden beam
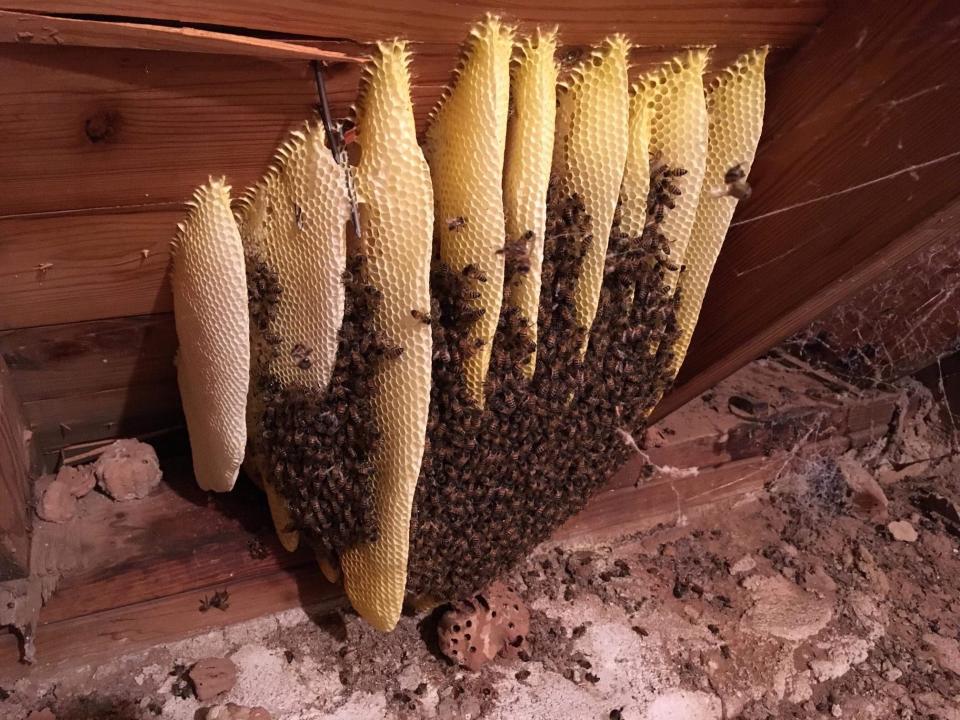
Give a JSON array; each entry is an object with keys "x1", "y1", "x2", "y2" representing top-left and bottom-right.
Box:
[
  {"x1": 657, "y1": 0, "x2": 960, "y2": 419},
  {"x1": 0, "y1": 9, "x2": 365, "y2": 61}
]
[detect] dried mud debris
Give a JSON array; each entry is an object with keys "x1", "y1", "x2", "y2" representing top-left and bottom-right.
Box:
[
  {"x1": 206, "y1": 704, "x2": 273, "y2": 720},
  {"x1": 189, "y1": 657, "x2": 239, "y2": 701},
  {"x1": 94, "y1": 439, "x2": 163, "y2": 501}
]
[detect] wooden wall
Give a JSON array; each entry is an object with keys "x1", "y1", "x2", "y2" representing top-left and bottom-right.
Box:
[
  {"x1": 1, "y1": 1, "x2": 957, "y2": 470},
  {"x1": 0, "y1": 1, "x2": 830, "y2": 464}
]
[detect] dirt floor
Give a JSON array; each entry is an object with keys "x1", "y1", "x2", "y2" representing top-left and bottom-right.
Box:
[{"x1": 2, "y1": 379, "x2": 959, "y2": 720}]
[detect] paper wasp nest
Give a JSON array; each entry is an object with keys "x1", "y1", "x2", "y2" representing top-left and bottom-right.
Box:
[
  {"x1": 171, "y1": 179, "x2": 249, "y2": 493},
  {"x1": 171, "y1": 19, "x2": 766, "y2": 627}
]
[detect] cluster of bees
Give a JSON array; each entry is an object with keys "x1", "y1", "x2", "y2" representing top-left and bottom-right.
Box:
[
  {"x1": 251, "y1": 254, "x2": 386, "y2": 556},
  {"x1": 171, "y1": 21, "x2": 767, "y2": 625},
  {"x1": 406, "y1": 171, "x2": 683, "y2": 598},
  {"x1": 244, "y1": 163, "x2": 685, "y2": 597}
]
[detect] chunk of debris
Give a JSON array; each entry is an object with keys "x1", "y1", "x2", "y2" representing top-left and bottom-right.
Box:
[
  {"x1": 58, "y1": 464, "x2": 96, "y2": 498},
  {"x1": 922, "y1": 633, "x2": 960, "y2": 676},
  {"x1": 170, "y1": 662, "x2": 193, "y2": 699},
  {"x1": 437, "y1": 581, "x2": 530, "y2": 671},
  {"x1": 837, "y1": 454, "x2": 888, "y2": 520},
  {"x1": 912, "y1": 491, "x2": 960, "y2": 536},
  {"x1": 36, "y1": 477, "x2": 77, "y2": 523},
  {"x1": 205, "y1": 703, "x2": 273, "y2": 720},
  {"x1": 189, "y1": 657, "x2": 238, "y2": 701},
  {"x1": 887, "y1": 520, "x2": 918, "y2": 543},
  {"x1": 26, "y1": 710, "x2": 56, "y2": 720},
  {"x1": 729, "y1": 555, "x2": 757, "y2": 575},
  {"x1": 741, "y1": 575, "x2": 832, "y2": 642},
  {"x1": 94, "y1": 439, "x2": 162, "y2": 500}
]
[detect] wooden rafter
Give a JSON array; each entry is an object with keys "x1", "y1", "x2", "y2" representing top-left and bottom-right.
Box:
[{"x1": 658, "y1": 0, "x2": 960, "y2": 418}]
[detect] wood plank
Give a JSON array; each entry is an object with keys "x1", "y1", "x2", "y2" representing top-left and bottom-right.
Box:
[
  {"x1": 22, "y1": 380, "x2": 183, "y2": 452},
  {"x1": 658, "y1": 0, "x2": 960, "y2": 419},
  {"x1": 0, "y1": 315, "x2": 176, "y2": 401},
  {"x1": 0, "y1": 564, "x2": 343, "y2": 682},
  {"x1": 0, "y1": 45, "x2": 390, "y2": 217},
  {"x1": 0, "y1": 1, "x2": 830, "y2": 46},
  {"x1": 0, "y1": 211, "x2": 177, "y2": 330},
  {"x1": 0, "y1": 41, "x2": 781, "y2": 219},
  {"x1": 0, "y1": 9, "x2": 365, "y2": 61},
  {"x1": 0, "y1": 356, "x2": 34, "y2": 580},
  {"x1": 787, "y1": 229, "x2": 960, "y2": 385}
]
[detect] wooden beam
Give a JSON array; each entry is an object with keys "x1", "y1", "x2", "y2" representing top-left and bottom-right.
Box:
[
  {"x1": 0, "y1": 355, "x2": 34, "y2": 580},
  {"x1": 787, "y1": 222, "x2": 960, "y2": 385},
  {"x1": 0, "y1": 1, "x2": 830, "y2": 46},
  {"x1": 0, "y1": 10, "x2": 365, "y2": 62},
  {"x1": 659, "y1": 0, "x2": 960, "y2": 418},
  {"x1": 0, "y1": 315, "x2": 176, "y2": 402}
]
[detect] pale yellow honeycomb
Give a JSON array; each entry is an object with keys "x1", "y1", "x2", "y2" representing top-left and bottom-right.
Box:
[
  {"x1": 620, "y1": 83, "x2": 652, "y2": 239},
  {"x1": 552, "y1": 35, "x2": 630, "y2": 346},
  {"x1": 341, "y1": 40, "x2": 435, "y2": 632},
  {"x1": 424, "y1": 16, "x2": 514, "y2": 405},
  {"x1": 502, "y1": 29, "x2": 558, "y2": 377},
  {"x1": 638, "y1": 49, "x2": 710, "y2": 296},
  {"x1": 670, "y1": 48, "x2": 768, "y2": 377},
  {"x1": 171, "y1": 179, "x2": 250, "y2": 493},
  {"x1": 237, "y1": 123, "x2": 349, "y2": 551},
  {"x1": 238, "y1": 123, "x2": 349, "y2": 390}
]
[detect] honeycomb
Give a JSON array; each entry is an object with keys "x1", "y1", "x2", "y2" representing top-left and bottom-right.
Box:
[
  {"x1": 264, "y1": 480, "x2": 299, "y2": 551},
  {"x1": 249, "y1": 254, "x2": 383, "y2": 559},
  {"x1": 670, "y1": 48, "x2": 768, "y2": 377},
  {"x1": 637, "y1": 49, "x2": 710, "y2": 297},
  {"x1": 340, "y1": 40, "x2": 435, "y2": 631},
  {"x1": 502, "y1": 29, "x2": 558, "y2": 377},
  {"x1": 552, "y1": 35, "x2": 630, "y2": 348},
  {"x1": 237, "y1": 122, "x2": 349, "y2": 391},
  {"x1": 170, "y1": 179, "x2": 249, "y2": 493},
  {"x1": 424, "y1": 16, "x2": 514, "y2": 405},
  {"x1": 619, "y1": 84, "x2": 652, "y2": 240}
]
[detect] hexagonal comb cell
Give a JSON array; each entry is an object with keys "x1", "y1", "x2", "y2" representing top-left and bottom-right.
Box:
[{"x1": 552, "y1": 35, "x2": 630, "y2": 350}]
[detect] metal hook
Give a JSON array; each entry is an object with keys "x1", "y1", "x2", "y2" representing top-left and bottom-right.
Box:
[{"x1": 311, "y1": 60, "x2": 362, "y2": 239}]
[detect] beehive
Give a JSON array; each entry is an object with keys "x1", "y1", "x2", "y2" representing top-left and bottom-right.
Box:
[
  {"x1": 502, "y1": 29, "x2": 558, "y2": 376},
  {"x1": 341, "y1": 40, "x2": 435, "y2": 631},
  {"x1": 424, "y1": 16, "x2": 514, "y2": 405},
  {"x1": 170, "y1": 179, "x2": 250, "y2": 493},
  {"x1": 669, "y1": 48, "x2": 768, "y2": 377}
]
